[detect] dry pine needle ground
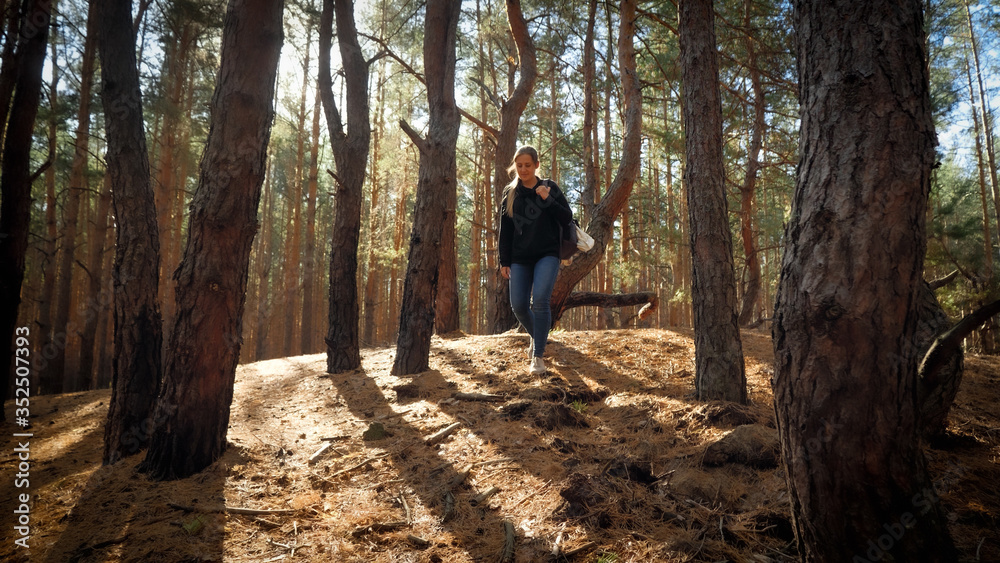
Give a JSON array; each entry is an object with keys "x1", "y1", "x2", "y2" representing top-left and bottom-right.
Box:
[{"x1": 1, "y1": 328, "x2": 998, "y2": 562}]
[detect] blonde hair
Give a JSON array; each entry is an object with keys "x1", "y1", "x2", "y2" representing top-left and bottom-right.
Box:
[{"x1": 503, "y1": 146, "x2": 540, "y2": 217}]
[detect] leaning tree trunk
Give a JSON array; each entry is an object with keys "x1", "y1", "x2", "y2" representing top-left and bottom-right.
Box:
[
  {"x1": 320, "y1": 0, "x2": 371, "y2": 374},
  {"x1": 0, "y1": 0, "x2": 49, "y2": 422},
  {"x1": 392, "y1": 0, "x2": 462, "y2": 375},
  {"x1": 772, "y1": 0, "x2": 956, "y2": 559},
  {"x1": 97, "y1": 0, "x2": 164, "y2": 465},
  {"x1": 679, "y1": 0, "x2": 746, "y2": 404},
  {"x1": 486, "y1": 0, "x2": 536, "y2": 334},
  {"x1": 549, "y1": 0, "x2": 647, "y2": 325},
  {"x1": 140, "y1": 0, "x2": 284, "y2": 480}
]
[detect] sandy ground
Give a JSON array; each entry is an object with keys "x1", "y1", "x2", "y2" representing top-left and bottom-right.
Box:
[{"x1": 1, "y1": 328, "x2": 997, "y2": 562}]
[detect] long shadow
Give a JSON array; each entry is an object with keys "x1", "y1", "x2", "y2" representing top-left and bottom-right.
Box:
[{"x1": 328, "y1": 367, "x2": 512, "y2": 560}]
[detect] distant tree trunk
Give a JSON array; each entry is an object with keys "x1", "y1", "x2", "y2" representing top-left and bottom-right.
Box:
[
  {"x1": 301, "y1": 83, "x2": 321, "y2": 353},
  {"x1": 254, "y1": 155, "x2": 275, "y2": 361},
  {"x1": 320, "y1": 0, "x2": 371, "y2": 373},
  {"x1": 47, "y1": 0, "x2": 98, "y2": 394},
  {"x1": 140, "y1": 0, "x2": 284, "y2": 480},
  {"x1": 678, "y1": 0, "x2": 746, "y2": 404},
  {"x1": 737, "y1": 0, "x2": 765, "y2": 327},
  {"x1": 77, "y1": 174, "x2": 112, "y2": 389},
  {"x1": 0, "y1": 0, "x2": 49, "y2": 421},
  {"x1": 38, "y1": 21, "x2": 59, "y2": 357},
  {"x1": 773, "y1": 0, "x2": 956, "y2": 559},
  {"x1": 965, "y1": 56, "x2": 994, "y2": 279},
  {"x1": 97, "y1": 0, "x2": 163, "y2": 464},
  {"x1": 392, "y1": 0, "x2": 462, "y2": 375},
  {"x1": 487, "y1": 0, "x2": 536, "y2": 334},
  {"x1": 549, "y1": 0, "x2": 647, "y2": 325}
]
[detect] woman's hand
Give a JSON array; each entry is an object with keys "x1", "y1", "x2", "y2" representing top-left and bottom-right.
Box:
[
  {"x1": 535, "y1": 183, "x2": 550, "y2": 200},
  {"x1": 500, "y1": 266, "x2": 511, "y2": 279}
]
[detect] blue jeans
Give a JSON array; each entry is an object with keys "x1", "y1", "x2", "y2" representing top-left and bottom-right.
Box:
[{"x1": 509, "y1": 256, "x2": 560, "y2": 358}]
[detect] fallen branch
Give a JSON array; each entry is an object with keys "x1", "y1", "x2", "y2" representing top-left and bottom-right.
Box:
[
  {"x1": 558, "y1": 291, "x2": 658, "y2": 323},
  {"x1": 561, "y1": 541, "x2": 597, "y2": 558},
  {"x1": 471, "y1": 486, "x2": 500, "y2": 506},
  {"x1": 425, "y1": 422, "x2": 462, "y2": 446},
  {"x1": 453, "y1": 392, "x2": 505, "y2": 402},
  {"x1": 920, "y1": 298, "x2": 1000, "y2": 384},
  {"x1": 500, "y1": 520, "x2": 516, "y2": 563},
  {"x1": 330, "y1": 453, "x2": 390, "y2": 479},
  {"x1": 407, "y1": 534, "x2": 432, "y2": 548},
  {"x1": 928, "y1": 270, "x2": 960, "y2": 291},
  {"x1": 307, "y1": 443, "x2": 333, "y2": 465},
  {"x1": 351, "y1": 521, "x2": 407, "y2": 537},
  {"x1": 168, "y1": 503, "x2": 296, "y2": 515}
]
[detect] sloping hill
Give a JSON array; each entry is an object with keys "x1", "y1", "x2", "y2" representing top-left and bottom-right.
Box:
[{"x1": 2, "y1": 328, "x2": 997, "y2": 562}]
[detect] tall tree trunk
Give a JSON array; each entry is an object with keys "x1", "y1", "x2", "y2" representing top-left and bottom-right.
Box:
[
  {"x1": 549, "y1": 0, "x2": 644, "y2": 325},
  {"x1": 737, "y1": 0, "x2": 765, "y2": 327},
  {"x1": 38, "y1": 20, "x2": 59, "y2": 357},
  {"x1": 679, "y1": 0, "x2": 746, "y2": 404},
  {"x1": 77, "y1": 173, "x2": 112, "y2": 389},
  {"x1": 0, "y1": 0, "x2": 23, "y2": 147},
  {"x1": 773, "y1": 0, "x2": 956, "y2": 559},
  {"x1": 964, "y1": 0, "x2": 999, "y2": 236},
  {"x1": 301, "y1": 83, "x2": 322, "y2": 353},
  {"x1": 97, "y1": 0, "x2": 163, "y2": 463},
  {"x1": 254, "y1": 153, "x2": 275, "y2": 361},
  {"x1": 0, "y1": 0, "x2": 49, "y2": 421},
  {"x1": 140, "y1": 0, "x2": 284, "y2": 480},
  {"x1": 284, "y1": 23, "x2": 313, "y2": 357},
  {"x1": 321, "y1": 0, "x2": 371, "y2": 373},
  {"x1": 965, "y1": 55, "x2": 994, "y2": 278},
  {"x1": 487, "y1": 0, "x2": 536, "y2": 334},
  {"x1": 392, "y1": 0, "x2": 462, "y2": 375},
  {"x1": 46, "y1": 0, "x2": 97, "y2": 394}
]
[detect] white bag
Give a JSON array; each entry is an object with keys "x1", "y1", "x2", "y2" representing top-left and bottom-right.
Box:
[{"x1": 575, "y1": 224, "x2": 595, "y2": 252}]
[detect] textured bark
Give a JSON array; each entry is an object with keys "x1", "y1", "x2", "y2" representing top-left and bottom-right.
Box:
[
  {"x1": 773, "y1": 0, "x2": 956, "y2": 559},
  {"x1": 679, "y1": 0, "x2": 746, "y2": 404},
  {"x1": 737, "y1": 0, "x2": 765, "y2": 327},
  {"x1": 47, "y1": 0, "x2": 98, "y2": 394},
  {"x1": 435, "y1": 186, "x2": 459, "y2": 334},
  {"x1": 549, "y1": 0, "x2": 640, "y2": 332},
  {"x1": 97, "y1": 0, "x2": 163, "y2": 464},
  {"x1": 0, "y1": 0, "x2": 49, "y2": 421},
  {"x1": 301, "y1": 83, "x2": 321, "y2": 353},
  {"x1": 487, "y1": 0, "x2": 535, "y2": 334},
  {"x1": 321, "y1": 0, "x2": 371, "y2": 373},
  {"x1": 392, "y1": 0, "x2": 461, "y2": 375},
  {"x1": 140, "y1": 0, "x2": 284, "y2": 480}
]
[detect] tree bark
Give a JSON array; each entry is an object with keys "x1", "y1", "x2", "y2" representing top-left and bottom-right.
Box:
[
  {"x1": 548, "y1": 0, "x2": 642, "y2": 328},
  {"x1": 737, "y1": 0, "x2": 765, "y2": 327},
  {"x1": 321, "y1": 0, "x2": 371, "y2": 373},
  {"x1": 487, "y1": 0, "x2": 536, "y2": 334},
  {"x1": 139, "y1": 0, "x2": 284, "y2": 480},
  {"x1": 46, "y1": 0, "x2": 98, "y2": 394},
  {"x1": 773, "y1": 0, "x2": 956, "y2": 559},
  {"x1": 301, "y1": 82, "x2": 322, "y2": 353},
  {"x1": 97, "y1": 0, "x2": 164, "y2": 464},
  {"x1": 679, "y1": 0, "x2": 746, "y2": 404},
  {"x1": 392, "y1": 0, "x2": 462, "y2": 375},
  {"x1": 0, "y1": 0, "x2": 49, "y2": 421}
]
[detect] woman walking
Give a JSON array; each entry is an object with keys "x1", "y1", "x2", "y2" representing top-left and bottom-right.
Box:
[{"x1": 498, "y1": 146, "x2": 573, "y2": 375}]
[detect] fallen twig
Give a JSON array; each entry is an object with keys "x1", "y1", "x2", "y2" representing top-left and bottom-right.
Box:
[
  {"x1": 470, "y1": 457, "x2": 516, "y2": 468},
  {"x1": 307, "y1": 442, "x2": 333, "y2": 465},
  {"x1": 500, "y1": 520, "x2": 516, "y2": 563},
  {"x1": 401, "y1": 494, "x2": 412, "y2": 523},
  {"x1": 350, "y1": 521, "x2": 407, "y2": 537},
  {"x1": 425, "y1": 422, "x2": 462, "y2": 446},
  {"x1": 471, "y1": 486, "x2": 500, "y2": 506},
  {"x1": 561, "y1": 541, "x2": 597, "y2": 558},
  {"x1": 330, "y1": 453, "x2": 390, "y2": 479},
  {"x1": 407, "y1": 534, "x2": 432, "y2": 548},
  {"x1": 167, "y1": 503, "x2": 296, "y2": 515},
  {"x1": 442, "y1": 490, "x2": 455, "y2": 522},
  {"x1": 512, "y1": 479, "x2": 551, "y2": 509},
  {"x1": 453, "y1": 392, "x2": 505, "y2": 402}
]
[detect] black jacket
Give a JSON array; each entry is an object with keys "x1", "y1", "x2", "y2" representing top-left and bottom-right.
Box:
[{"x1": 498, "y1": 179, "x2": 573, "y2": 267}]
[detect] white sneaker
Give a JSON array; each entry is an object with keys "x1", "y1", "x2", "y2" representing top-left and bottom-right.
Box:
[{"x1": 529, "y1": 357, "x2": 546, "y2": 375}]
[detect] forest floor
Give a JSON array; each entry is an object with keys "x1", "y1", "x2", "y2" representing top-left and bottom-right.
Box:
[{"x1": 2, "y1": 328, "x2": 999, "y2": 563}]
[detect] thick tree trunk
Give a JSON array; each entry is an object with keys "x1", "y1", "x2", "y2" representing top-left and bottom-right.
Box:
[
  {"x1": 0, "y1": 0, "x2": 49, "y2": 421},
  {"x1": 321, "y1": 0, "x2": 371, "y2": 373},
  {"x1": 321, "y1": 0, "x2": 369, "y2": 366},
  {"x1": 97, "y1": 0, "x2": 163, "y2": 464},
  {"x1": 392, "y1": 0, "x2": 462, "y2": 375},
  {"x1": 140, "y1": 0, "x2": 284, "y2": 480},
  {"x1": 773, "y1": 1, "x2": 956, "y2": 559},
  {"x1": 487, "y1": 0, "x2": 535, "y2": 334},
  {"x1": 679, "y1": 0, "x2": 746, "y2": 404},
  {"x1": 435, "y1": 188, "x2": 460, "y2": 334}
]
